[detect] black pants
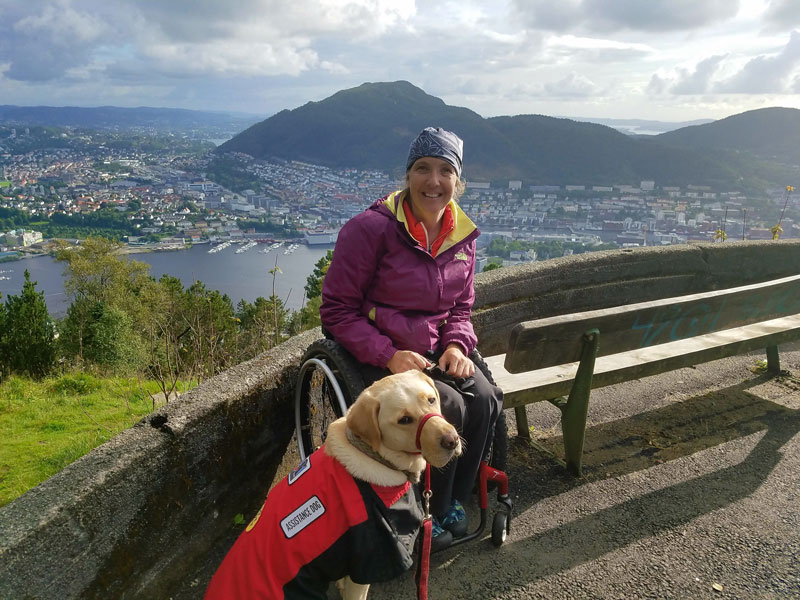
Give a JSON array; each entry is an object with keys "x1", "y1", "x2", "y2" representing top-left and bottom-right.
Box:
[{"x1": 358, "y1": 364, "x2": 503, "y2": 518}]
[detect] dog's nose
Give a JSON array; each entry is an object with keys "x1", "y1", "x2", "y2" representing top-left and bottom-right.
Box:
[{"x1": 440, "y1": 430, "x2": 459, "y2": 450}]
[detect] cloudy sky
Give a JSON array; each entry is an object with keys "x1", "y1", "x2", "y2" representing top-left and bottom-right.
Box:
[{"x1": 2, "y1": 0, "x2": 799, "y2": 123}]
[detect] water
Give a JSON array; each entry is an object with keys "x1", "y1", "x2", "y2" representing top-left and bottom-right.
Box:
[{"x1": 0, "y1": 243, "x2": 333, "y2": 317}]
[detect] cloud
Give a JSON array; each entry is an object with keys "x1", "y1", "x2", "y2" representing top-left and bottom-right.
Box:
[
  {"x1": 511, "y1": 0, "x2": 740, "y2": 33},
  {"x1": 0, "y1": 0, "x2": 114, "y2": 82},
  {"x1": 763, "y1": 0, "x2": 800, "y2": 31},
  {"x1": 544, "y1": 72, "x2": 601, "y2": 97},
  {"x1": 716, "y1": 30, "x2": 800, "y2": 92},
  {"x1": 547, "y1": 35, "x2": 652, "y2": 63},
  {"x1": 647, "y1": 31, "x2": 800, "y2": 96},
  {"x1": 0, "y1": 0, "x2": 416, "y2": 84},
  {"x1": 670, "y1": 55, "x2": 727, "y2": 94},
  {"x1": 489, "y1": 72, "x2": 602, "y2": 101}
]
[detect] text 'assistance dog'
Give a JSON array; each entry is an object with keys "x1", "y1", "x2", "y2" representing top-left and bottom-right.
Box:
[{"x1": 205, "y1": 370, "x2": 462, "y2": 600}]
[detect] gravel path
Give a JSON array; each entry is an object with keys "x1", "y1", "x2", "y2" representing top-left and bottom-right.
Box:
[{"x1": 365, "y1": 346, "x2": 800, "y2": 600}]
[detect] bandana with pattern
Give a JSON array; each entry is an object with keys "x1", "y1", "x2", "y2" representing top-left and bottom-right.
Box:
[{"x1": 406, "y1": 127, "x2": 464, "y2": 177}]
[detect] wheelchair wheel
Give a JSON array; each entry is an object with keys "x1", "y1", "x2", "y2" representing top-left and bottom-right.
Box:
[
  {"x1": 295, "y1": 339, "x2": 365, "y2": 460},
  {"x1": 472, "y1": 349, "x2": 508, "y2": 474}
]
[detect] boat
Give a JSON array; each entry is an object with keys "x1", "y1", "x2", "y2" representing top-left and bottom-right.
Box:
[
  {"x1": 236, "y1": 241, "x2": 258, "y2": 254},
  {"x1": 208, "y1": 241, "x2": 232, "y2": 254}
]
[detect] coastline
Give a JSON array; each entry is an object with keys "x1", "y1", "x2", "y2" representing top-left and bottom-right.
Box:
[{"x1": 0, "y1": 241, "x2": 331, "y2": 315}]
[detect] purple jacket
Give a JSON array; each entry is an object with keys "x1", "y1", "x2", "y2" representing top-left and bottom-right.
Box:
[{"x1": 320, "y1": 190, "x2": 480, "y2": 368}]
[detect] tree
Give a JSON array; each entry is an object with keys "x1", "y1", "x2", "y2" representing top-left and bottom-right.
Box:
[
  {"x1": 82, "y1": 302, "x2": 144, "y2": 372},
  {"x1": 56, "y1": 236, "x2": 154, "y2": 366},
  {"x1": 236, "y1": 295, "x2": 291, "y2": 361},
  {"x1": 483, "y1": 262, "x2": 503, "y2": 272},
  {"x1": 304, "y1": 250, "x2": 333, "y2": 300},
  {"x1": 0, "y1": 291, "x2": 5, "y2": 380},
  {"x1": 138, "y1": 275, "x2": 192, "y2": 400},
  {"x1": 56, "y1": 236, "x2": 152, "y2": 318},
  {"x1": 294, "y1": 250, "x2": 333, "y2": 332},
  {"x1": 0, "y1": 270, "x2": 56, "y2": 378},
  {"x1": 180, "y1": 281, "x2": 238, "y2": 380}
]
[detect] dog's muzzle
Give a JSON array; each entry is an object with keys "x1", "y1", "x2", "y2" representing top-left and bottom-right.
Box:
[
  {"x1": 415, "y1": 412, "x2": 445, "y2": 451},
  {"x1": 415, "y1": 411, "x2": 460, "y2": 454}
]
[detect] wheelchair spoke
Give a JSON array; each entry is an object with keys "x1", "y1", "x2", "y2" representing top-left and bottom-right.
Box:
[{"x1": 304, "y1": 364, "x2": 340, "y2": 452}]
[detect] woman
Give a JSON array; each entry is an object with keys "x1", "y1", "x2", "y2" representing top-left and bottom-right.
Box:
[{"x1": 320, "y1": 127, "x2": 503, "y2": 550}]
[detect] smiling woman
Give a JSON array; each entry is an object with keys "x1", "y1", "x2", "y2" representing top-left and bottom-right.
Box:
[{"x1": 320, "y1": 127, "x2": 503, "y2": 551}]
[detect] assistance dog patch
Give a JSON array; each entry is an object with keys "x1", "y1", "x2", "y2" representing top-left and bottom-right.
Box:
[{"x1": 281, "y1": 496, "x2": 326, "y2": 539}]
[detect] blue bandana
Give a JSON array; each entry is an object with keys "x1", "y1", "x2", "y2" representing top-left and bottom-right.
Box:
[{"x1": 406, "y1": 127, "x2": 464, "y2": 177}]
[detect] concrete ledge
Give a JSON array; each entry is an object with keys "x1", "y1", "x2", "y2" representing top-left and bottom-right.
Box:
[
  {"x1": 1, "y1": 240, "x2": 799, "y2": 598},
  {"x1": 473, "y1": 241, "x2": 800, "y2": 355},
  {"x1": 0, "y1": 329, "x2": 322, "y2": 599}
]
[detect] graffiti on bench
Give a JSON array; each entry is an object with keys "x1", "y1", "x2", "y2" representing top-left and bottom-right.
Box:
[{"x1": 631, "y1": 286, "x2": 800, "y2": 349}]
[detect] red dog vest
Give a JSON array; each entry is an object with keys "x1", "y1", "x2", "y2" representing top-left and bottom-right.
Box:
[{"x1": 205, "y1": 447, "x2": 422, "y2": 599}]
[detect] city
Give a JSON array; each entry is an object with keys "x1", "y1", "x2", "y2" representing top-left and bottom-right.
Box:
[{"x1": 1, "y1": 125, "x2": 797, "y2": 269}]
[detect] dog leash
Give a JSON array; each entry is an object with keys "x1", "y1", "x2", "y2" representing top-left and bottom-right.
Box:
[
  {"x1": 415, "y1": 412, "x2": 443, "y2": 600},
  {"x1": 417, "y1": 463, "x2": 432, "y2": 600}
]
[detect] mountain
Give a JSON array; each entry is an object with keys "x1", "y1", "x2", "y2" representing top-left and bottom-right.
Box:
[
  {"x1": 569, "y1": 117, "x2": 714, "y2": 135},
  {"x1": 220, "y1": 82, "x2": 800, "y2": 190},
  {"x1": 655, "y1": 107, "x2": 800, "y2": 166},
  {"x1": 0, "y1": 105, "x2": 259, "y2": 135}
]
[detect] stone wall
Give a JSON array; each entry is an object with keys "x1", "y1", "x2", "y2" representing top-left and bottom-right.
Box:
[{"x1": 1, "y1": 240, "x2": 799, "y2": 599}]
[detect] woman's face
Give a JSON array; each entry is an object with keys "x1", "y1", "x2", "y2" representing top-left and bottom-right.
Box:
[{"x1": 406, "y1": 156, "x2": 458, "y2": 222}]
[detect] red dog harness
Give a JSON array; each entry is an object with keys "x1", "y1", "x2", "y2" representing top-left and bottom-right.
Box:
[{"x1": 205, "y1": 449, "x2": 423, "y2": 599}]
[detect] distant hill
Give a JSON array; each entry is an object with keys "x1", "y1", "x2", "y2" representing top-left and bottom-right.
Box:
[
  {"x1": 655, "y1": 107, "x2": 800, "y2": 166},
  {"x1": 570, "y1": 117, "x2": 714, "y2": 135},
  {"x1": 220, "y1": 81, "x2": 799, "y2": 190},
  {"x1": 0, "y1": 105, "x2": 260, "y2": 136}
]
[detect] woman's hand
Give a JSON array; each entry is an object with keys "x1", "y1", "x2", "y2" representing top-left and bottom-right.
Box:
[
  {"x1": 439, "y1": 344, "x2": 475, "y2": 379},
  {"x1": 387, "y1": 350, "x2": 430, "y2": 374}
]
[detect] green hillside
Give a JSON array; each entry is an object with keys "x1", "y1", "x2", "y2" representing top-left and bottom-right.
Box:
[
  {"x1": 220, "y1": 81, "x2": 800, "y2": 190},
  {"x1": 655, "y1": 107, "x2": 800, "y2": 166}
]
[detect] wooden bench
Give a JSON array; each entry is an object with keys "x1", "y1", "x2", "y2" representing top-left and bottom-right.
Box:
[{"x1": 482, "y1": 273, "x2": 800, "y2": 476}]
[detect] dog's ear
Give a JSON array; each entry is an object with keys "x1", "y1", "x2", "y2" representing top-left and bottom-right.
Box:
[{"x1": 346, "y1": 388, "x2": 381, "y2": 451}]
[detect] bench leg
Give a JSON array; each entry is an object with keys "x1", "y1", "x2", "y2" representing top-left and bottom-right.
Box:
[
  {"x1": 766, "y1": 345, "x2": 780, "y2": 375},
  {"x1": 515, "y1": 406, "x2": 531, "y2": 439},
  {"x1": 562, "y1": 330, "x2": 599, "y2": 477}
]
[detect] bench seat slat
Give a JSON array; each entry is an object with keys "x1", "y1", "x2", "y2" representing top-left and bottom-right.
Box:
[{"x1": 485, "y1": 314, "x2": 800, "y2": 410}]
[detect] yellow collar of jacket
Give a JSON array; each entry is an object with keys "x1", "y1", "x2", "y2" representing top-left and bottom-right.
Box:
[{"x1": 383, "y1": 190, "x2": 477, "y2": 256}]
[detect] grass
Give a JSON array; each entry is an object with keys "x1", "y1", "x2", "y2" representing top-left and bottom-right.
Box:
[{"x1": 0, "y1": 372, "x2": 195, "y2": 507}]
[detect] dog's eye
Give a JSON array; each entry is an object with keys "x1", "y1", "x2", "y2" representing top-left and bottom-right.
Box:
[
  {"x1": 398, "y1": 416, "x2": 414, "y2": 425},
  {"x1": 427, "y1": 397, "x2": 436, "y2": 405}
]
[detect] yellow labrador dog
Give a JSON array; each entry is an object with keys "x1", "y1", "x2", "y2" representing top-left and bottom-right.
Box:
[{"x1": 205, "y1": 370, "x2": 461, "y2": 600}]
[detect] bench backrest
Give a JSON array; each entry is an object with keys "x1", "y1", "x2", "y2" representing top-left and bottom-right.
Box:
[{"x1": 505, "y1": 274, "x2": 800, "y2": 373}]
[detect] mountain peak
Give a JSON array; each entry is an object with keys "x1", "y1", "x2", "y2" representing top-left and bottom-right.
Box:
[{"x1": 220, "y1": 83, "x2": 800, "y2": 190}]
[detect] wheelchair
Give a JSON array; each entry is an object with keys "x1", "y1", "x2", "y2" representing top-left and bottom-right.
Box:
[{"x1": 294, "y1": 337, "x2": 513, "y2": 548}]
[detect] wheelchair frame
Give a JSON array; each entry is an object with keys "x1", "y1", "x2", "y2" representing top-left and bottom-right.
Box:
[{"x1": 294, "y1": 338, "x2": 513, "y2": 548}]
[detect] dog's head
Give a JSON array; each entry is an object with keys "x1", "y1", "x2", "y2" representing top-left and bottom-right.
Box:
[{"x1": 346, "y1": 370, "x2": 462, "y2": 473}]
